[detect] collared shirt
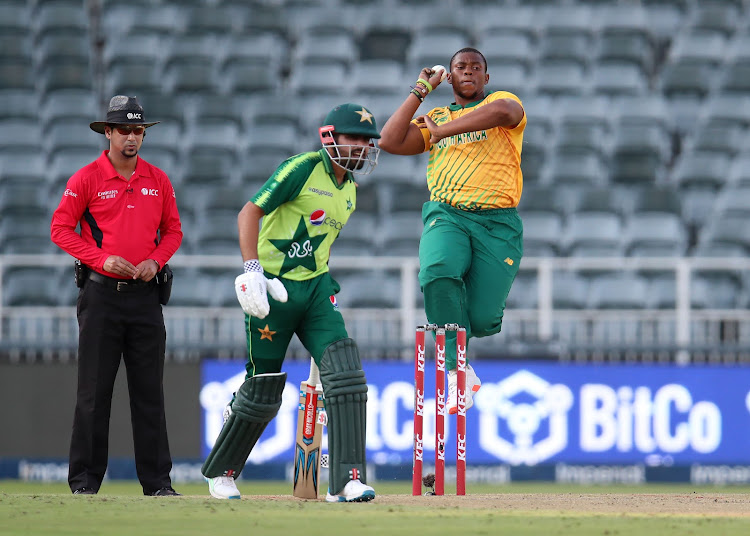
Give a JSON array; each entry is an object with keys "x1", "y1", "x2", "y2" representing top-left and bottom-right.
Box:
[
  {"x1": 51, "y1": 150, "x2": 183, "y2": 277},
  {"x1": 414, "y1": 91, "x2": 527, "y2": 210},
  {"x1": 252, "y1": 149, "x2": 356, "y2": 281}
]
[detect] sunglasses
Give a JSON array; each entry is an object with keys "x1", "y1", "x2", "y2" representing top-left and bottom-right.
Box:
[{"x1": 110, "y1": 125, "x2": 145, "y2": 135}]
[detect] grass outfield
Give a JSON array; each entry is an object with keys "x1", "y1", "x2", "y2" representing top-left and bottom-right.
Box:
[{"x1": 2, "y1": 481, "x2": 750, "y2": 536}]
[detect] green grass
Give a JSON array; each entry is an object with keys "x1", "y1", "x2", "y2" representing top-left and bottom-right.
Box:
[{"x1": 1, "y1": 481, "x2": 750, "y2": 536}]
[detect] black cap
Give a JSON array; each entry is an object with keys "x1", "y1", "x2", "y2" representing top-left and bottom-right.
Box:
[{"x1": 89, "y1": 95, "x2": 160, "y2": 134}]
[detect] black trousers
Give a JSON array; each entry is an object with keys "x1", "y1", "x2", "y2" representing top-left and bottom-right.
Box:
[{"x1": 68, "y1": 276, "x2": 173, "y2": 494}]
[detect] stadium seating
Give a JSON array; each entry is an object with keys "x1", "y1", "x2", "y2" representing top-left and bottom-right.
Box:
[
  {"x1": 588, "y1": 273, "x2": 649, "y2": 309},
  {"x1": 4, "y1": 0, "x2": 750, "y2": 364}
]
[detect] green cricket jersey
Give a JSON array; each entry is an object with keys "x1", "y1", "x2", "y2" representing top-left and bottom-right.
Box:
[{"x1": 251, "y1": 149, "x2": 357, "y2": 281}]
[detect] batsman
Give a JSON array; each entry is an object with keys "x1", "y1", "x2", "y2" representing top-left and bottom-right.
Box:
[{"x1": 201, "y1": 103, "x2": 380, "y2": 502}]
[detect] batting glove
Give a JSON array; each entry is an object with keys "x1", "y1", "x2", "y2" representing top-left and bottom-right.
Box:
[{"x1": 234, "y1": 260, "x2": 288, "y2": 319}]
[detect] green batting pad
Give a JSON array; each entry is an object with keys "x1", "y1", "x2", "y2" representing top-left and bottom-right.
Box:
[
  {"x1": 320, "y1": 338, "x2": 368, "y2": 495},
  {"x1": 201, "y1": 372, "x2": 286, "y2": 478}
]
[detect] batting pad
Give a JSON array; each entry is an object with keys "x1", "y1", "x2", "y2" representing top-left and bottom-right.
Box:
[
  {"x1": 201, "y1": 372, "x2": 287, "y2": 479},
  {"x1": 319, "y1": 338, "x2": 368, "y2": 495}
]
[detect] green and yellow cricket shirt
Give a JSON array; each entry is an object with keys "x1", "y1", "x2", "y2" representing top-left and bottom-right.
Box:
[
  {"x1": 252, "y1": 149, "x2": 357, "y2": 281},
  {"x1": 414, "y1": 91, "x2": 526, "y2": 210}
]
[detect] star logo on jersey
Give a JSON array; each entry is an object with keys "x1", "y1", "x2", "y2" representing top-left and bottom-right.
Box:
[
  {"x1": 269, "y1": 216, "x2": 327, "y2": 276},
  {"x1": 355, "y1": 108, "x2": 373, "y2": 124},
  {"x1": 258, "y1": 324, "x2": 276, "y2": 341},
  {"x1": 346, "y1": 198, "x2": 353, "y2": 211}
]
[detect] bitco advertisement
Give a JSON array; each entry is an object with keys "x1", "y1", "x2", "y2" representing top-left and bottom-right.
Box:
[{"x1": 200, "y1": 360, "x2": 750, "y2": 467}]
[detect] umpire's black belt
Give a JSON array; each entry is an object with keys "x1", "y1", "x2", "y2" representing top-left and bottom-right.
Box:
[{"x1": 87, "y1": 271, "x2": 156, "y2": 292}]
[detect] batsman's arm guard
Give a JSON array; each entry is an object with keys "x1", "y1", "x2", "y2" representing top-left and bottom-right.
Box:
[
  {"x1": 319, "y1": 338, "x2": 368, "y2": 495},
  {"x1": 201, "y1": 372, "x2": 287, "y2": 479}
]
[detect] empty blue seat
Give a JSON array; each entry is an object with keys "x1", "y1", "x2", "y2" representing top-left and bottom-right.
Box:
[
  {"x1": 36, "y1": 3, "x2": 89, "y2": 35},
  {"x1": 632, "y1": 185, "x2": 682, "y2": 216},
  {"x1": 289, "y1": 64, "x2": 347, "y2": 96},
  {"x1": 183, "y1": 5, "x2": 240, "y2": 35},
  {"x1": 351, "y1": 60, "x2": 404, "y2": 96},
  {"x1": 293, "y1": 31, "x2": 358, "y2": 68},
  {"x1": 591, "y1": 62, "x2": 648, "y2": 96},
  {"x1": 505, "y1": 273, "x2": 538, "y2": 309},
  {"x1": 715, "y1": 187, "x2": 750, "y2": 218},
  {"x1": 368, "y1": 154, "x2": 419, "y2": 185},
  {"x1": 660, "y1": 62, "x2": 713, "y2": 98},
  {"x1": 0, "y1": 32, "x2": 32, "y2": 63},
  {"x1": 671, "y1": 152, "x2": 731, "y2": 191},
  {"x1": 477, "y1": 34, "x2": 535, "y2": 71},
  {"x1": 542, "y1": 152, "x2": 607, "y2": 188},
  {"x1": 698, "y1": 215, "x2": 750, "y2": 251},
  {"x1": 220, "y1": 33, "x2": 289, "y2": 74},
  {"x1": 386, "y1": 183, "x2": 430, "y2": 214},
  {"x1": 552, "y1": 272, "x2": 589, "y2": 309},
  {"x1": 334, "y1": 271, "x2": 401, "y2": 308},
  {"x1": 182, "y1": 149, "x2": 237, "y2": 186},
  {"x1": 37, "y1": 32, "x2": 91, "y2": 64},
  {"x1": 41, "y1": 90, "x2": 98, "y2": 128},
  {"x1": 728, "y1": 153, "x2": 750, "y2": 186},
  {"x1": 243, "y1": 123, "x2": 297, "y2": 155},
  {"x1": 575, "y1": 188, "x2": 626, "y2": 217},
  {"x1": 667, "y1": 33, "x2": 727, "y2": 69},
  {"x1": 380, "y1": 212, "x2": 423, "y2": 256},
  {"x1": 49, "y1": 149, "x2": 97, "y2": 187},
  {"x1": 588, "y1": 273, "x2": 649, "y2": 309},
  {"x1": 720, "y1": 60, "x2": 750, "y2": 94},
  {"x1": 164, "y1": 58, "x2": 216, "y2": 95},
  {"x1": 686, "y1": 122, "x2": 745, "y2": 157},
  {"x1": 535, "y1": 60, "x2": 586, "y2": 96},
  {"x1": 48, "y1": 122, "x2": 100, "y2": 155},
  {"x1": 476, "y1": 7, "x2": 537, "y2": 42},
  {"x1": 689, "y1": 5, "x2": 741, "y2": 37},
  {"x1": 522, "y1": 212, "x2": 564, "y2": 256},
  {"x1": 0, "y1": 120, "x2": 42, "y2": 153},
  {"x1": 0, "y1": 152, "x2": 45, "y2": 186},
  {"x1": 3, "y1": 268, "x2": 58, "y2": 306},
  {"x1": 332, "y1": 213, "x2": 378, "y2": 256},
  {"x1": 0, "y1": 4, "x2": 30, "y2": 37},
  {"x1": 406, "y1": 32, "x2": 466, "y2": 73},
  {"x1": 38, "y1": 60, "x2": 93, "y2": 95},
  {"x1": 625, "y1": 214, "x2": 687, "y2": 257},
  {"x1": 564, "y1": 213, "x2": 623, "y2": 256},
  {"x1": 359, "y1": 27, "x2": 412, "y2": 62},
  {"x1": 538, "y1": 33, "x2": 590, "y2": 68},
  {"x1": 193, "y1": 212, "x2": 241, "y2": 255}
]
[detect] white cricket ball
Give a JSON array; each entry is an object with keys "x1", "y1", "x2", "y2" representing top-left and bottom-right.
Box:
[{"x1": 431, "y1": 64, "x2": 447, "y2": 82}]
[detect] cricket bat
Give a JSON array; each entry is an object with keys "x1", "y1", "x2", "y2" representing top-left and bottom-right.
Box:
[{"x1": 293, "y1": 357, "x2": 326, "y2": 499}]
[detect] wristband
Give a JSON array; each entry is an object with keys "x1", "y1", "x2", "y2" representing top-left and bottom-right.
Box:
[
  {"x1": 150, "y1": 259, "x2": 160, "y2": 270},
  {"x1": 244, "y1": 259, "x2": 262, "y2": 273},
  {"x1": 410, "y1": 88, "x2": 424, "y2": 102},
  {"x1": 417, "y1": 78, "x2": 433, "y2": 93}
]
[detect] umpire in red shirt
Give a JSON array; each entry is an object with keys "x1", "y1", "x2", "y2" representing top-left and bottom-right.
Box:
[{"x1": 50, "y1": 96, "x2": 183, "y2": 496}]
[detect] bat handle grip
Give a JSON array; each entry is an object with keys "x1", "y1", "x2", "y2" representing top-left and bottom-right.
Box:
[{"x1": 307, "y1": 357, "x2": 321, "y2": 387}]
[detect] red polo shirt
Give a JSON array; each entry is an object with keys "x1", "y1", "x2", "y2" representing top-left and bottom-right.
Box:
[{"x1": 51, "y1": 150, "x2": 183, "y2": 277}]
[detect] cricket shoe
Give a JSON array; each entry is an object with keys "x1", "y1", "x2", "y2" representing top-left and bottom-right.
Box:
[
  {"x1": 206, "y1": 476, "x2": 241, "y2": 499},
  {"x1": 447, "y1": 364, "x2": 481, "y2": 415},
  {"x1": 325, "y1": 479, "x2": 375, "y2": 503}
]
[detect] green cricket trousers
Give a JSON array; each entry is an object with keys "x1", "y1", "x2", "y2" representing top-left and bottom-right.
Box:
[
  {"x1": 244, "y1": 272, "x2": 347, "y2": 378},
  {"x1": 418, "y1": 201, "x2": 523, "y2": 369}
]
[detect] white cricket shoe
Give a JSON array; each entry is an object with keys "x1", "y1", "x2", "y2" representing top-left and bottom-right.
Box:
[
  {"x1": 325, "y1": 479, "x2": 375, "y2": 503},
  {"x1": 448, "y1": 364, "x2": 481, "y2": 415},
  {"x1": 206, "y1": 476, "x2": 241, "y2": 499}
]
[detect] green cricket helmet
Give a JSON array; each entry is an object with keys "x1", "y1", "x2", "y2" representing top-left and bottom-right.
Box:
[{"x1": 319, "y1": 103, "x2": 380, "y2": 175}]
